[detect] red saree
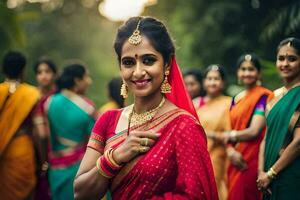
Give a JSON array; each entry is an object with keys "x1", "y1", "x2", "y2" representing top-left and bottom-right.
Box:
[
  {"x1": 228, "y1": 86, "x2": 273, "y2": 200},
  {"x1": 88, "y1": 107, "x2": 218, "y2": 200}
]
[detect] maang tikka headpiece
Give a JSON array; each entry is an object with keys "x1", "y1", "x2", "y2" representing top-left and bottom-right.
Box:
[
  {"x1": 128, "y1": 20, "x2": 142, "y2": 45},
  {"x1": 245, "y1": 54, "x2": 252, "y2": 61},
  {"x1": 211, "y1": 65, "x2": 219, "y2": 71}
]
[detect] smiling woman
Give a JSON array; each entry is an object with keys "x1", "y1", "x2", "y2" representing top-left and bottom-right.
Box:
[
  {"x1": 226, "y1": 54, "x2": 273, "y2": 200},
  {"x1": 74, "y1": 16, "x2": 218, "y2": 200},
  {"x1": 257, "y1": 37, "x2": 300, "y2": 200}
]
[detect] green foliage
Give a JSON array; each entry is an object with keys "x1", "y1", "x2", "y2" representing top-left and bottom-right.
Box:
[
  {"x1": 1, "y1": 0, "x2": 300, "y2": 104},
  {"x1": 261, "y1": 1, "x2": 300, "y2": 41},
  {"x1": 148, "y1": 0, "x2": 300, "y2": 90}
]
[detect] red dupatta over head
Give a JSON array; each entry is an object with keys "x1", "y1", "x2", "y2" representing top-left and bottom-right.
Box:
[{"x1": 165, "y1": 56, "x2": 199, "y2": 121}]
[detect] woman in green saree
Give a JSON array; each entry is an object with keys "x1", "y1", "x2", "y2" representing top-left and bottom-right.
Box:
[
  {"x1": 46, "y1": 63, "x2": 96, "y2": 200},
  {"x1": 257, "y1": 37, "x2": 300, "y2": 200}
]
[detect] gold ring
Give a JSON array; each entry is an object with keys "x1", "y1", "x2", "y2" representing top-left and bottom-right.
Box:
[
  {"x1": 140, "y1": 138, "x2": 149, "y2": 146},
  {"x1": 139, "y1": 146, "x2": 148, "y2": 153}
]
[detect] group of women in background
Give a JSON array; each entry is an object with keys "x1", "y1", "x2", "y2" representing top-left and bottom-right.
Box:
[
  {"x1": 0, "y1": 52, "x2": 124, "y2": 199},
  {"x1": 183, "y1": 37, "x2": 300, "y2": 200},
  {"x1": 1, "y1": 15, "x2": 300, "y2": 200}
]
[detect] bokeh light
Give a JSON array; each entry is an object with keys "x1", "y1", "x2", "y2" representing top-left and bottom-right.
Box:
[{"x1": 99, "y1": 0, "x2": 157, "y2": 21}]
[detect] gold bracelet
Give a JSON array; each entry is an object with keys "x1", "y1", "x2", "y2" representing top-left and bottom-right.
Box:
[
  {"x1": 270, "y1": 167, "x2": 278, "y2": 176},
  {"x1": 266, "y1": 167, "x2": 277, "y2": 180},
  {"x1": 230, "y1": 130, "x2": 238, "y2": 142},
  {"x1": 106, "y1": 148, "x2": 123, "y2": 168}
]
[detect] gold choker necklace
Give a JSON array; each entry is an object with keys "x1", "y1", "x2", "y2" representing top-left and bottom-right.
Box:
[{"x1": 129, "y1": 97, "x2": 166, "y2": 127}]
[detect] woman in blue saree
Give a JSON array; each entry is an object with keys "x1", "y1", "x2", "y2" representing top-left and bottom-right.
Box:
[{"x1": 46, "y1": 63, "x2": 96, "y2": 200}]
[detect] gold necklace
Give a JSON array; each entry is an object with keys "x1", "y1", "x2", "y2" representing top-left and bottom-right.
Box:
[{"x1": 128, "y1": 97, "x2": 166, "y2": 127}]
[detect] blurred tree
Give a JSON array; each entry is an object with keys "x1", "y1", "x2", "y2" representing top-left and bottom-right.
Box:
[
  {"x1": 147, "y1": 0, "x2": 300, "y2": 92},
  {"x1": 0, "y1": 2, "x2": 38, "y2": 80},
  {"x1": 2, "y1": 0, "x2": 300, "y2": 100}
]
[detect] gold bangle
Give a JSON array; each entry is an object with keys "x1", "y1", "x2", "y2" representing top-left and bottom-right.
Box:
[
  {"x1": 230, "y1": 130, "x2": 237, "y2": 142},
  {"x1": 270, "y1": 167, "x2": 278, "y2": 176},
  {"x1": 266, "y1": 167, "x2": 277, "y2": 180},
  {"x1": 106, "y1": 148, "x2": 123, "y2": 168}
]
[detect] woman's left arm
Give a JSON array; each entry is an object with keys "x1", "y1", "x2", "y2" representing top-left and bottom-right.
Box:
[
  {"x1": 151, "y1": 117, "x2": 218, "y2": 200},
  {"x1": 258, "y1": 127, "x2": 300, "y2": 190}
]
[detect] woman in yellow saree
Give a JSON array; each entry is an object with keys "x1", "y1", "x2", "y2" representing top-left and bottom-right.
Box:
[
  {"x1": 0, "y1": 51, "x2": 40, "y2": 200},
  {"x1": 197, "y1": 65, "x2": 231, "y2": 200}
]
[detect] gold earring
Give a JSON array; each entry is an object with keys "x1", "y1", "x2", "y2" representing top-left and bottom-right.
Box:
[
  {"x1": 256, "y1": 79, "x2": 262, "y2": 86},
  {"x1": 161, "y1": 70, "x2": 171, "y2": 93},
  {"x1": 120, "y1": 81, "x2": 128, "y2": 98}
]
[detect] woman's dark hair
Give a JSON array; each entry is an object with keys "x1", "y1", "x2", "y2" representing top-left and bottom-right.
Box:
[
  {"x1": 56, "y1": 63, "x2": 86, "y2": 90},
  {"x1": 34, "y1": 57, "x2": 57, "y2": 74},
  {"x1": 204, "y1": 64, "x2": 226, "y2": 80},
  {"x1": 114, "y1": 16, "x2": 175, "y2": 65},
  {"x1": 183, "y1": 68, "x2": 203, "y2": 84},
  {"x1": 2, "y1": 51, "x2": 26, "y2": 79},
  {"x1": 277, "y1": 37, "x2": 300, "y2": 55},
  {"x1": 183, "y1": 68, "x2": 206, "y2": 97},
  {"x1": 236, "y1": 53, "x2": 262, "y2": 72},
  {"x1": 108, "y1": 77, "x2": 125, "y2": 108}
]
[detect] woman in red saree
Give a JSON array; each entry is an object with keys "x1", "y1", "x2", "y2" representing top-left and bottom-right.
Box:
[
  {"x1": 32, "y1": 57, "x2": 57, "y2": 200},
  {"x1": 74, "y1": 17, "x2": 218, "y2": 200},
  {"x1": 224, "y1": 54, "x2": 273, "y2": 200}
]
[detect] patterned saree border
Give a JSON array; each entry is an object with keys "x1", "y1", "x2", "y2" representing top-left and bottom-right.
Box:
[
  {"x1": 110, "y1": 109, "x2": 193, "y2": 192},
  {"x1": 87, "y1": 133, "x2": 106, "y2": 154},
  {"x1": 266, "y1": 87, "x2": 285, "y2": 118},
  {"x1": 105, "y1": 109, "x2": 189, "y2": 150},
  {"x1": 61, "y1": 89, "x2": 95, "y2": 116},
  {"x1": 49, "y1": 143, "x2": 85, "y2": 158},
  {"x1": 288, "y1": 105, "x2": 300, "y2": 132}
]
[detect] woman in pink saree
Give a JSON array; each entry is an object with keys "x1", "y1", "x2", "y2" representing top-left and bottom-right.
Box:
[{"x1": 74, "y1": 16, "x2": 218, "y2": 200}]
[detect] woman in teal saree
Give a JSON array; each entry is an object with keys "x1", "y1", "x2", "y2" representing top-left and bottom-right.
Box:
[
  {"x1": 257, "y1": 37, "x2": 300, "y2": 200},
  {"x1": 46, "y1": 63, "x2": 96, "y2": 200}
]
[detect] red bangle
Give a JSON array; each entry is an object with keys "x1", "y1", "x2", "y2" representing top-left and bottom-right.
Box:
[{"x1": 95, "y1": 148, "x2": 123, "y2": 178}]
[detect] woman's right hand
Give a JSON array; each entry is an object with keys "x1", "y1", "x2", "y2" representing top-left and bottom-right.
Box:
[
  {"x1": 228, "y1": 148, "x2": 248, "y2": 170},
  {"x1": 113, "y1": 130, "x2": 160, "y2": 164}
]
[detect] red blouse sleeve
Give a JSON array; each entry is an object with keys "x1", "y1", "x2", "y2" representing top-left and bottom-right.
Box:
[
  {"x1": 87, "y1": 110, "x2": 118, "y2": 154},
  {"x1": 151, "y1": 115, "x2": 218, "y2": 200}
]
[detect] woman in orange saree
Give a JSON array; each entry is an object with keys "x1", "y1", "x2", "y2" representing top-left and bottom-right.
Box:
[
  {"x1": 197, "y1": 65, "x2": 231, "y2": 200},
  {"x1": 74, "y1": 17, "x2": 218, "y2": 200},
  {"x1": 0, "y1": 51, "x2": 40, "y2": 200},
  {"x1": 225, "y1": 54, "x2": 273, "y2": 200}
]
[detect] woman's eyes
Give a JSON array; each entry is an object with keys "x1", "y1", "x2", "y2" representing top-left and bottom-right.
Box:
[
  {"x1": 122, "y1": 59, "x2": 135, "y2": 66},
  {"x1": 240, "y1": 67, "x2": 255, "y2": 71},
  {"x1": 143, "y1": 56, "x2": 156, "y2": 65},
  {"x1": 277, "y1": 56, "x2": 285, "y2": 61},
  {"x1": 287, "y1": 56, "x2": 298, "y2": 62},
  {"x1": 121, "y1": 56, "x2": 157, "y2": 67},
  {"x1": 277, "y1": 55, "x2": 298, "y2": 62}
]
